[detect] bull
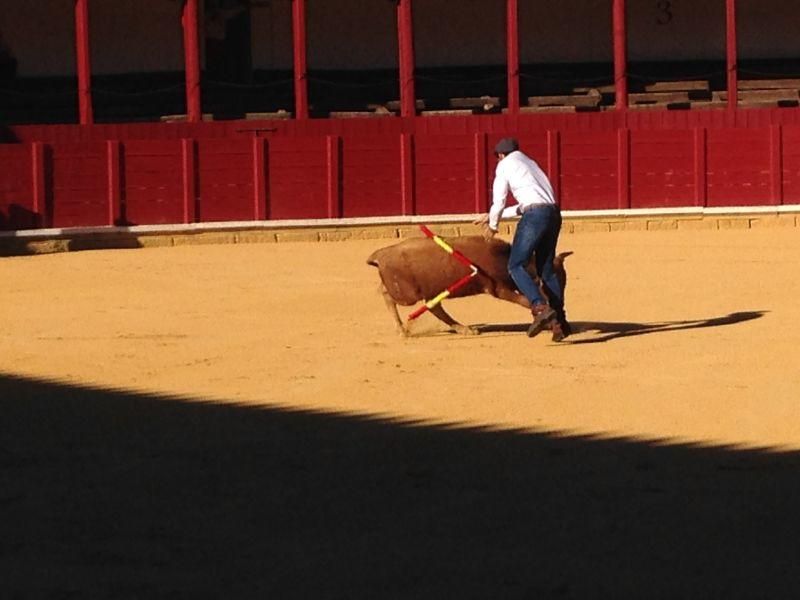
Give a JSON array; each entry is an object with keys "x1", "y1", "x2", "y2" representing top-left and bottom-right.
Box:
[{"x1": 367, "y1": 235, "x2": 571, "y2": 336}]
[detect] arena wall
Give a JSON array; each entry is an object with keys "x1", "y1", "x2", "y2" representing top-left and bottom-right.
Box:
[{"x1": 3, "y1": 108, "x2": 800, "y2": 232}]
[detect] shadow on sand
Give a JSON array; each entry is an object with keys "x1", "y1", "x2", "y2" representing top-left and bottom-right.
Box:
[
  {"x1": 475, "y1": 311, "x2": 766, "y2": 343},
  {"x1": 1, "y1": 370, "x2": 798, "y2": 599}
]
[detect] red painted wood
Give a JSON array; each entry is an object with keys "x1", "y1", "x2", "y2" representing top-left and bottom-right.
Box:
[
  {"x1": 707, "y1": 128, "x2": 771, "y2": 207},
  {"x1": 617, "y1": 128, "x2": 631, "y2": 209},
  {"x1": 770, "y1": 125, "x2": 783, "y2": 205},
  {"x1": 268, "y1": 137, "x2": 327, "y2": 219},
  {"x1": 5, "y1": 107, "x2": 800, "y2": 232},
  {"x1": 414, "y1": 135, "x2": 475, "y2": 215},
  {"x1": 726, "y1": 0, "x2": 738, "y2": 111},
  {"x1": 292, "y1": 0, "x2": 309, "y2": 120},
  {"x1": 613, "y1": 0, "x2": 628, "y2": 111},
  {"x1": 0, "y1": 145, "x2": 35, "y2": 230},
  {"x1": 397, "y1": 0, "x2": 417, "y2": 118},
  {"x1": 197, "y1": 139, "x2": 254, "y2": 222},
  {"x1": 326, "y1": 136, "x2": 342, "y2": 218},
  {"x1": 182, "y1": 0, "x2": 202, "y2": 123},
  {"x1": 253, "y1": 137, "x2": 268, "y2": 220},
  {"x1": 182, "y1": 139, "x2": 197, "y2": 223},
  {"x1": 546, "y1": 130, "x2": 561, "y2": 202},
  {"x1": 31, "y1": 143, "x2": 47, "y2": 227},
  {"x1": 75, "y1": 0, "x2": 94, "y2": 125},
  {"x1": 781, "y1": 126, "x2": 800, "y2": 204},
  {"x1": 50, "y1": 142, "x2": 107, "y2": 227},
  {"x1": 122, "y1": 140, "x2": 184, "y2": 225},
  {"x1": 693, "y1": 128, "x2": 708, "y2": 207},
  {"x1": 400, "y1": 133, "x2": 415, "y2": 215},
  {"x1": 630, "y1": 129, "x2": 695, "y2": 209},
  {"x1": 506, "y1": 0, "x2": 520, "y2": 115},
  {"x1": 107, "y1": 141, "x2": 121, "y2": 226},
  {"x1": 474, "y1": 133, "x2": 488, "y2": 212},
  {"x1": 560, "y1": 130, "x2": 619, "y2": 210},
  {"x1": 341, "y1": 135, "x2": 402, "y2": 218}
]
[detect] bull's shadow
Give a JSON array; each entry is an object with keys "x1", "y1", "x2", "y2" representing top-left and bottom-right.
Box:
[
  {"x1": 475, "y1": 310, "x2": 766, "y2": 342},
  {"x1": 2, "y1": 371, "x2": 799, "y2": 599}
]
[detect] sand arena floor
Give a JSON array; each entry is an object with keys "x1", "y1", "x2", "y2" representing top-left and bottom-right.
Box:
[
  {"x1": 2, "y1": 226, "x2": 798, "y2": 449},
  {"x1": 2, "y1": 225, "x2": 800, "y2": 597}
]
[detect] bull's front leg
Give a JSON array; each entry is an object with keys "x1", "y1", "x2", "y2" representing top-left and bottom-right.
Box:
[
  {"x1": 379, "y1": 283, "x2": 409, "y2": 336},
  {"x1": 429, "y1": 304, "x2": 479, "y2": 335}
]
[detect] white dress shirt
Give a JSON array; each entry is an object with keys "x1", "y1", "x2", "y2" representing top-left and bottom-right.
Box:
[{"x1": 489, "y1": 150, "x2": 556, "y2": 231}]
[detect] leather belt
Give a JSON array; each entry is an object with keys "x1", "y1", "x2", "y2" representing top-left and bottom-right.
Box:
[{"x1": 517, "y1": 203, "x2": 556, "y2": 215}]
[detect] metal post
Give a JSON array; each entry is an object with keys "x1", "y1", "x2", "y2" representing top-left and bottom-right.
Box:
[
  {"x1": 506, "y1": 0, "x2": 520, "y2": 114},
  {"x1": 74, "y1": 0, "x2": 94, "y2": 124},
  {"x1": 726, "y1": 0, "x2": 738, "y2": 111},
  {"x1": 182, "y1": 0, "x2": 202, "y2": 122},
  {"x1": 397, "y1": 0, "x2": 417, "y2": 118},
  {"x1": 292, "y1": 0, "x2": 309, "y2": 119},
  {"x1": 612, "y1": 0, "x2": 628, "y2": 111}
]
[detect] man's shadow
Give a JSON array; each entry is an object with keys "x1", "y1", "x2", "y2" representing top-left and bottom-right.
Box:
[{"x1": 475, "y1": 310, "x2": 766, "y2": 343}]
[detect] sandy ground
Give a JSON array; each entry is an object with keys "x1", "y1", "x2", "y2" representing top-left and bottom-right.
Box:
[
  {"x1": 2, "y1": 226, "x2": 800, "y2": 597},
  {"x1": 2, "y1": 227, "x2": 799, "y2": 449}
]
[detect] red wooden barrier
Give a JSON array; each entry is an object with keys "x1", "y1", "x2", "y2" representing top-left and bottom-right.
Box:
[
  {"x1": 0, "y1": 144, "x2": 36, "y2": 229},
  {"x1": 3, "y1": 112, "x2": 800, "y2": 232},
  {"x1": 123, "y1": 140, "x2": 184, "y2": 225}
]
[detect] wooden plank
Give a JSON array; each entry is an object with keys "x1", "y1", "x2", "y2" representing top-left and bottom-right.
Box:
[
  {"x1": 518, "y1": 105, "x2": 577, "y2": 113},
  {"x1": 449, "y1": 96, "x2": 500, "y2": 110},
  {"x1": 244, "y1": 110, "x2": 292, "y2": 120},
  {"x1": 714, "y1": 89, "x2": 800, "y2": 104},
  {"x1": 386, "y1": 99, "x2": 425, "y2": 111},
  {"x1": 573, "y1": 85, "x2": 615, "y2": 94},
  {"x1": 737, "y1": 78, "x2": 800, "y2": 90},
  {"x1": 644, "y1": 80, "x2": 710, "y2": 93},
  {"x1": 527, "y1": 90, "x2": 601, "y2": 108},
  {"x1": 629, "y1": 91, "x2": 691, "y2": 104},
  {"x1": 420, "y1": 109, "x2": 475, "y2": 116},
  {"x1": 328, "y1": 111, "x2": 393, "y2": 119}
]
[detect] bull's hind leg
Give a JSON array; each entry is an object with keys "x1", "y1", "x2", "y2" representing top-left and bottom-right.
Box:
[
  {"x1": 493, "y1": 287, "x2": 532, "y2": 309},
  {"x1": 429, "y1": 304, "x2": 478, "y2": 335},
  {"x1": 379, "y1": 283, "x2": 409, "y2": 336}
]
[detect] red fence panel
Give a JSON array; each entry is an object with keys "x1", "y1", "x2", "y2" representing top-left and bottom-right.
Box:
[
  {"x1": 197, "y1": 138, "x2": 254, "y2": 222},
  {"x1": 122, "y1": 140, "x2": 184, "y2": 225},
  {"x1": 706, "y1": 128, "x2": 771, "y2": 207},
  {"x1": 50, "y1": 142, "x2": 108, "y2": 227},
  {"x1": 782, "y1": 125, "x2": 800, "y2": 205},
  {"x1": 630, "y1": 129, "x2": 696, "y2": 209},
  {"x1": 267, "y1": 137, "x2": 328, "y2": 220},
  {"x1": 414, "y1": 134, "x2": 475, "y2": 215},
  {"x1": 341, "y1": 135, "x2": 402, "y2": 218},
  {"x1": 0, "y1": 144, "x2": 35, "y2": 230},
  {"x1": 559, "y1": 131, "x2": 618, "y2": 210}
]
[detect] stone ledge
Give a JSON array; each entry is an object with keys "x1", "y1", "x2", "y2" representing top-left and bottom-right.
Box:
[{"x1": 0, "y1": 212, "x2": 797, "y2": 257}]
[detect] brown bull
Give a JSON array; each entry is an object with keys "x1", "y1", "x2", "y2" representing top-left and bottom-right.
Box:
[{"x1": 367, "y1": 235, "x2": 571, "y2": 336}]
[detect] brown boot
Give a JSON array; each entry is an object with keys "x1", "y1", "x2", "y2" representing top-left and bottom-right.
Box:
[
  {"x1": 550, "y1": 319, "x2": 566, "y2": 342},
  {"x1": 527, "y1": 303, "x2": 556, "y2": 338}
]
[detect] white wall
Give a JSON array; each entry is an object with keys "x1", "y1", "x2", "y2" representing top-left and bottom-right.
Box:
[{"x1": 2, "y1": 0, "x2": 800, "y2": 77}]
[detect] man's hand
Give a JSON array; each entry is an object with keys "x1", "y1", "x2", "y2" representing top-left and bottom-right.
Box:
[
  {"x1": 473, "y1": 214, "x2": 496, "y2": 241},
  {"x1": 473, "y1": 213, "x2": 489, "y2": 226}
]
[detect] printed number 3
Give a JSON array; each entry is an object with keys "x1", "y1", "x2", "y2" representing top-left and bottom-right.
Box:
[{"x1": 657, "y1": 0, "x2": 673, "y2": 25}]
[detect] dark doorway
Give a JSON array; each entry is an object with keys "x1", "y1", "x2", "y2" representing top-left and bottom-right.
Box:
[{"x1": 204, "y1": 0, "x2": 252, "y2": 83}]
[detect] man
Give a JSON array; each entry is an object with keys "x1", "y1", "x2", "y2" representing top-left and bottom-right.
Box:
[{"x1": 474, "y1": 137, "x2": 569, "y2": 341}]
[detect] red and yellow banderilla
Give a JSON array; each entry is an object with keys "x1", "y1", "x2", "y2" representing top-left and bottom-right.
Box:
[{"x1": 407, "y1": 225, "x2": 479, "y2": 321}]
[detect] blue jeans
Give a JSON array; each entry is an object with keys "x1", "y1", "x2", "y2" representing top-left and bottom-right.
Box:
[{"x1": 508, "y1": 205, "x2": 563, "y2": 314}]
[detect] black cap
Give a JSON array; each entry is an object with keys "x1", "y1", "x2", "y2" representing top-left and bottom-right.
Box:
[{"x1": 494, "y1": 137, "x2": 519, "y2": 155}]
